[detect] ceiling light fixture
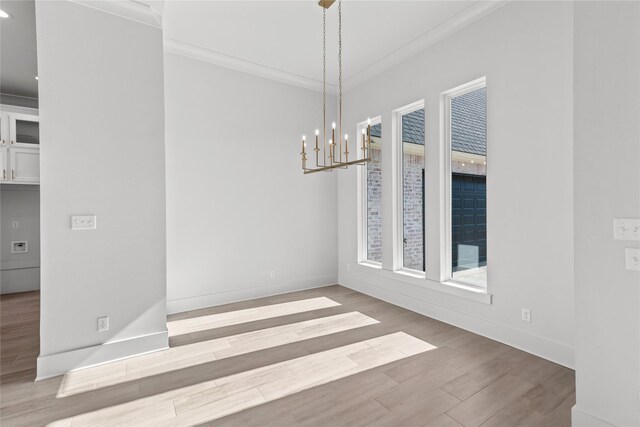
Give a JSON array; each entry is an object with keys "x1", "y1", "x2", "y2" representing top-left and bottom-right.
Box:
[
  {"x1": 0, "y1": 9, "x2": 11, "y2": 19},
  {"x1": 299, "y1": 0, "x2": 371, "y2": 174},
  {"x1": 35, "y1": 76, "x2": 38, "y2": 80}
]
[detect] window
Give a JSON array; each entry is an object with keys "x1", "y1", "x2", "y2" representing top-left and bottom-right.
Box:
[
  {"x1": 358, "y1": 118, "x2": 383, "y2": 265},
  {"x1": 444, "y1": 79, "x2": 487, "y2": 288},
  {"x1": 394, "y1": 102, "x2": 425, "y2": 273}
]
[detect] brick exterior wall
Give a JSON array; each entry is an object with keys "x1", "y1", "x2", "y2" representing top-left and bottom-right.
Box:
[
  {"x1": 366, "y1": 149, "x2": 426, "y2": 270},
  {"x1": 402, "y1": 153, "x2": 425, "y2": 271},
  {"x1": 366, "y1": 148, "x2": 383, "y2": 263},
  {"x1": 365, "y1": 149, "x2": 485, "y2": 270}
]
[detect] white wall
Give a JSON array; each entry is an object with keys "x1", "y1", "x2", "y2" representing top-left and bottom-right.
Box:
[
  {"x1": 338, "y1": 1, "x2": 575, "y2": 367},
  {"x1": 0, "y1": 184, "x2": 40, "y2": 294},
  {"x1": 36, "y1": 1, "x2": 167, "y2": 378},
  {"x1": 164, "y1": 53, "x2": 338, "y2": 314},
  {"x1": 573, "y1": 2, "x2": 640, "y2": 425}
]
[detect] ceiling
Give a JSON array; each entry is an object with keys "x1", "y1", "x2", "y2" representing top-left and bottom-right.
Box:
[
  {"x1": 0, "y1": 1, "x2": 501, "y2": 100},
  {"x1": 163, "y1": 1, "x2": 491, "y2": 89},
  {"x1": 0, "y1": 0, "x2": 38, "y2": 99}
]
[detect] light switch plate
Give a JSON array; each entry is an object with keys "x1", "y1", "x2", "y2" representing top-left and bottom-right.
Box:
[
  {"x1": 71, "y1": 215, "x2": 96, "y2": 230},
  {"x1": 614, "y1": 218, "x2": 640, "y2": 241},
  {"x1": 626, "y1": 248, "x2": 640, "y2": 271}
]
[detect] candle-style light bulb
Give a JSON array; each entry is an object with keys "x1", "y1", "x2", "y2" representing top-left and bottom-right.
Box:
[
  {"x1": 362, "y1": 128, "x2": 366, "y2": 135},
  {"x1": 302, "y1": 135, "x2": 306, "y2": 141},
  {"x1": 367, "y1": 118, "x2": 371, "y2": 125},
  {"x1": 344, "y1": 133, "x2": 349, "y2": 161},
  {"x1": 331, "y1": 123, "x2": 336, "y2": 161},
  {"x1": 315, "y1": 129, "x2": 319, "y2": 136}
]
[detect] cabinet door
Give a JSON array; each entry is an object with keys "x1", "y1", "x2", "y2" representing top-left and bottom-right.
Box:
[
  {"x1": 9, "y1": 147, "x2": 39, "y2": 184},
  {"x1": 9, "y1": 113, "x2": 39, "y2": 146},
  {"x1": 0, "y1": 113, "x2": 9, "y2": 146},
  {"x1": 0, "y1": 147, "x2": 7, "y2": 182}
]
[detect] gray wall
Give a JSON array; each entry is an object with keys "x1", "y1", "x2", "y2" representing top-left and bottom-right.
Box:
[
  {"x1": 573, "y1": 1, "x2": 640, "y2": 425},
  {"x1": 338, "y1": 1, "x2": 575, "y2": 366},
  {"x1": 0, "y1": 184, "x2": 40, "y2": 294},
  {"x1": 164, "y1": 52, "x2": 339, "y2": 314},
  {"x1": 36, "y1": 1, "x2": 167, "y2": 378}
]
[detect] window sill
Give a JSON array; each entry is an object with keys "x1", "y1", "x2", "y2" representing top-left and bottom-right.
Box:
[
  {"x1": 358, "y1": 261, "x2": 382, "y2": 269},
  {"x1": 351, "y1": 264, "x2": 492, "y2": 304},
  {"x1": 395, "y1": 268, "x2": 425, "y2": 279},
  {"x1": 440, "y1": 280, "x2": 492, "y2": 304}
]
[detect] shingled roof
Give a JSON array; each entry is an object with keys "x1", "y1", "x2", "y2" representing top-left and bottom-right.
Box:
[
  {"x1": 370, "y1": 123, "x2": 382, "y2": 138},
  {"x1": 451, "y1": 87, "x2": 486, "y2": 156},
  {"x1": 368, "y1": 87, "x2": 486, "y2": 156},
  {"x1": 402, "y1": 109, "x2": 425, "y2": 145}
]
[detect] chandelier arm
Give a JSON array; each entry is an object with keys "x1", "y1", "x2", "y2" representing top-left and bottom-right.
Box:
[{"x1": 303, "y1": 157, "x2": 372, "y2": 174}]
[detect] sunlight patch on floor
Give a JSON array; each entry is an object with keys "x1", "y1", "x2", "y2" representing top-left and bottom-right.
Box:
[
  {"x1": 50, "y1": 332, "x2": 437, "y2": 426},
  {"x1": 167, "y1": 296, "x2": 341, "y2": 336},
  {"x1": 57, "y1": 311, "x2": 378, "y2": 397}
]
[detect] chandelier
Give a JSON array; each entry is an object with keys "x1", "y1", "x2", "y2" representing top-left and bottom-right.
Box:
[{"x1": 300, "y1": 0, "x2": 372, "y2": 174}]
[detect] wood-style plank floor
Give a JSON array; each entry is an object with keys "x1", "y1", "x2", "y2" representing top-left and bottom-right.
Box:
[{"x1": 0, "y1": 286, "x2": 575, "y2": 426}]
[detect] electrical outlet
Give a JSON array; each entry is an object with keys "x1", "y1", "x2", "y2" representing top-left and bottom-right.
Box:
[
  {"x1": 626, "y1": 248, "x2": 640, "y2": 271},
  {"x1": 269, "y1": 270, "x2": 276, "y2": 280},
  {"x1": 71, "y1": 215, "x2": 97, "y2": 230},
  {"x1": 614, "y1": 218, "x2": 640, "y2": 241},
  {"x1": 97, "y1": 316, "x2": 109, "y2": 332},
  {"x1": 521, "y1": 308, "x2": 531, "y2": 323}
]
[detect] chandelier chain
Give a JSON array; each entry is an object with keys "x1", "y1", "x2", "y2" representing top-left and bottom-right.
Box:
[
  {"x1": 323, "y1": 6, "x2": 327, "y2": 161},
  {"x1": 338, "y1": 0, "x2": 342, "y2": 125}
]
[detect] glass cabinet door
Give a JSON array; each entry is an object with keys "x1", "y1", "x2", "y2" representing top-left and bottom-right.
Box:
[
  {"x1": 8, "y1": 113, "x2": 40, "y2": 147},
  {"x1": 10, "y1": 114, "x2": 40, "y2": 146}
]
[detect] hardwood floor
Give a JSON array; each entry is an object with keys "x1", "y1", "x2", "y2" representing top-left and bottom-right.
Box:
[{"x1": 0, "y1": 286, "x2": 575, "y2": 426}]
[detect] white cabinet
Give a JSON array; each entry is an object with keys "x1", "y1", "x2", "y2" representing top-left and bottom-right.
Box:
[
  {"x1": 9, "y1": 147, "x2": 39, "y2": 183},
  {"x1": 0, "y1": 112, "x2": 8, "y2": 146},
  {"x1": 0, "y1": 106, "x2": 39, "y2": 185},
  {"x1": 0, "y1": 147, "x2": 6, "y2": 182}
]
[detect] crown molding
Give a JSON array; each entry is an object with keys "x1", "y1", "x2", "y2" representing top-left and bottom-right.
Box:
[
  {"x1": 162, "y1": 0, "x2": 508, "y2": 94},
  {"x1": 70, "y1": 0, "x2": 163, "y2": 28},
  {"x1": 164, "y1": 38, "x2": 337, "y2": 94},
  {"x1": 344, "y1": 0, "x2": 510, "y2": 91}
]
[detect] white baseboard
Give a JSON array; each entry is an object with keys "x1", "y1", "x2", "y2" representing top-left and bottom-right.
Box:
[
  {"x1": 167, "y1": 275, "x2": 338, "y2": 315},
  {"x1": 0, "y1": 267, "x2": 40, "y2": 295},
  {"x1": 36, "y1": 330, "x2": 168, "y2": 380},
  {"x1": 340, "y1": 274, "x2": 574, "y2": 369},
  {"x1": 571, "y1": 406, "x2": 614, "y2": 426}
]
